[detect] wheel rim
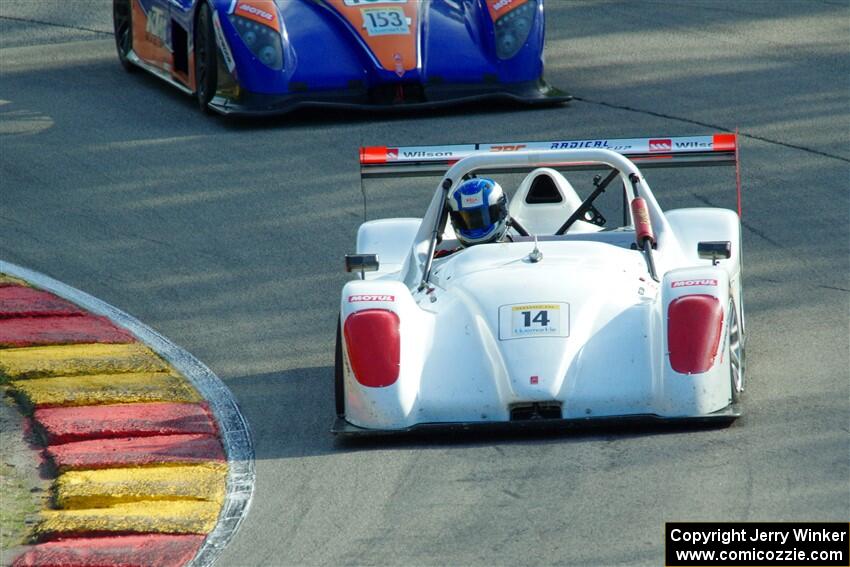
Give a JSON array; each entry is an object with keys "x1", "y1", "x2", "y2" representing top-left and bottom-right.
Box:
[{"x1": 728, "y1": 300, "x2": 743, "y2": 398}]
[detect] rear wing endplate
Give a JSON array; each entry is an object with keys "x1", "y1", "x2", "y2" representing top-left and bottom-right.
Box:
[{"x1": 360, "y1": 132, "x2": 742, "y2": 214}]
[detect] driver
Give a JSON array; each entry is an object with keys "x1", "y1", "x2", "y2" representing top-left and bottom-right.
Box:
[{"x1": 447, "y1": 178, "x2": 510, "y2": 247}]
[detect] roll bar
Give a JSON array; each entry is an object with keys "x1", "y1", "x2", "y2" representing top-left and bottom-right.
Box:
[{"x1": 416, "y1": 148, "x2": 667, "y2": 289}]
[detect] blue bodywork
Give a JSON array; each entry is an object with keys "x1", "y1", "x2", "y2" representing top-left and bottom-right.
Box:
[{"x1": 126, "y1": 0, "x2": 569, "y2": 115}]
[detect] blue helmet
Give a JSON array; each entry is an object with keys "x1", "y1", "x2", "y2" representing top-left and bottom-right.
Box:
[{"x1": 447, "y1": 178, "x2": 509, "y2": 247}]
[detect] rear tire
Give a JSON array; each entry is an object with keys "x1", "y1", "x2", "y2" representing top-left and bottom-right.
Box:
[
  {"x1": 334, "y1": 317, "x2": 345, "y2": 418},
  {"x1": 113, "y1": 0, "x2": 135, "y2": 72},
  {"x1": 728, "y1": 299, "x2": 744, "y2": 403},
  {"x1": 194, "y1": 2, "x2": 218, "y2": 113}
]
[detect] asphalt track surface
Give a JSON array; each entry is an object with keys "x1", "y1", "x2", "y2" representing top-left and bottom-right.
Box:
[{"x1": 1, "y1": 1, "x2": 848, "y2": 566}]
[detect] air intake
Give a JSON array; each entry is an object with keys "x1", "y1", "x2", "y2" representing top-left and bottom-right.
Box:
[
  {"x1": 369, "y1": 83, "x2": 425, "y2": 104},
  {"x1": 510, "y1": 402, "x2": 562, "y2": 421},
  {"x1": 526, "y1": 174, "x2": 563, "y2": 204}
]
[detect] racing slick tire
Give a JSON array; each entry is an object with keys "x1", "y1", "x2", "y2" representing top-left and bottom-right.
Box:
[
  {"x1": 113, "y1": 0, "x2": 136, "y2": 73},
  {"x1": 194, "y1": 2, "x2": 218, "y2": 113},
  {"x1": 728, "y1": 299, "x2": 744, "y2": 403},
  {"x1": 334, "y1": 318, "x2": 345, "y2": 418}
]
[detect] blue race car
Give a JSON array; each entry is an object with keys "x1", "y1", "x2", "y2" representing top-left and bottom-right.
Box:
[{"x1": 112, "y1": 0, "x2": 569, "y2": 115}]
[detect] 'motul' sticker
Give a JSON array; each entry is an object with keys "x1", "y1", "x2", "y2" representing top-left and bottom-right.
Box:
[{"x1": 499, "y1": 303, "x2": 569, "y2": 340}]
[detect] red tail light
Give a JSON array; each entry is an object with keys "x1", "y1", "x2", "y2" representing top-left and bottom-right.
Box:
[
  {"x1": 343, "y1": 309, "x2": 400, "y2": 387},
  {"x1": 668, "y1": 295, "x2": 723, "y2": 374}
]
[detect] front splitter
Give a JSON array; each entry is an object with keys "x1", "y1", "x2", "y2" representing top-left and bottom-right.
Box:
[
  {"x1": 331, "y1": 404, "x2": 742, "y2": 437},
  {"x1": 208, "y1": 79, "x2": 571, "y2": 117}
]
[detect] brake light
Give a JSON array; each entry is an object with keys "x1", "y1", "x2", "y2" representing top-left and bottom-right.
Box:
[
  {"x1": 667, "y1": 295, "x2": 723, "y2": 374},
  {"x1": 343, "y1": 309, "x2": 400, "y2": 387}
]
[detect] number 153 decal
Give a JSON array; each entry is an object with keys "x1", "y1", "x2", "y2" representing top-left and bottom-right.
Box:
[
  {"x1": 361, "y1": 7, "x2": 411, "y2": 36},
  {"x1": 499, "y1": 303, "x2": 570, "y2": 340}
]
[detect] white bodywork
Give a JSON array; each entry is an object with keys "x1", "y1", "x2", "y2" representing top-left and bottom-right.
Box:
[{"x1": 339, "y1": 148, "x2": 744, "y2": 431}]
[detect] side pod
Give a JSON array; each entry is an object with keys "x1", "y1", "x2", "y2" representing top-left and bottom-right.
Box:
[
  {"x1": 356, "y1": 219, "x2": 421, "y2": 279},
  {"x1": 339, "y1": 280, "x2": 429, "y2": 429},
  {"x1": 658, "y1": 267, "x2": 732, "y2": 416}
]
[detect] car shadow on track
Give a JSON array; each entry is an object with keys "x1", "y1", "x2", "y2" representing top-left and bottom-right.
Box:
[
  {"x1": 226, "y1": 366, "x2": 738, "y2": 461},
  {"x1": 218, "y1": 99, "x2": 569, "y2": 131}
]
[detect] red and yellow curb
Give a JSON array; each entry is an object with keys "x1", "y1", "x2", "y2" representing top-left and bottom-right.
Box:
[
  {"x1": 0, "y1": 274, "x2": 237, "y2": 567},
  {"x1": 34, "y1": 402, "x2": 218, "y2": 444},
  {"x1": 12, "y1": 535, "x2": 206, "y2": 567}
]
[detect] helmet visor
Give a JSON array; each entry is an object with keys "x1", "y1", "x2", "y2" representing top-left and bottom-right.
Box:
[{"x1": 449, "y1": 203, "x2": 503, "y2": 233}]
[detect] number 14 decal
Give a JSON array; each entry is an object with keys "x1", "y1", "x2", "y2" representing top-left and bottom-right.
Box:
[
  {"x1": 499, "y1": 303, "x2": 569, "y2": 340},
  {"x1": 521, "y1": 310, "x2": 550, "y2": 327}
]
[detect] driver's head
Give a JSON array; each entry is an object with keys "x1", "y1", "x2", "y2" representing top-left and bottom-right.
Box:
[{"x1": 447, "y1": 178, "x2": 509, "y2": 247}]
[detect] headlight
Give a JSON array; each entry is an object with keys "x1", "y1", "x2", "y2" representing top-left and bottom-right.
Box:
[
  {"x1": 228, "y1": 14, "x2": 283, "y2": 69},
  {"x1": 494, "y1": 0, "x2": 537, "y2": 60}
]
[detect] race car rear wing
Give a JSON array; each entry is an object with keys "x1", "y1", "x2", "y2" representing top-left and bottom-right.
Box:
[
  {"x1": 359, "y1": 132, "x2": 742, "y2": 214},
  {"x1": 361, "y1": 133, "x2": 738, "y2": 176}
]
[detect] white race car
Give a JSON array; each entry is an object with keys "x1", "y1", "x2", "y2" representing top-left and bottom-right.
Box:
[{"x1": 334, "y1": 134, "x2": 745, "y2": 435}]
